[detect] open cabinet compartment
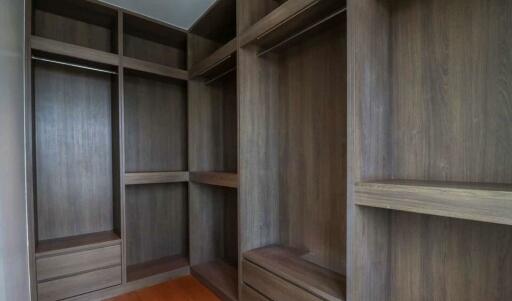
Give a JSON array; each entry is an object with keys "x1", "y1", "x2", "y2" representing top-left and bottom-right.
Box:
[
  {"x1": 123, "y1": 70, "x2": 188, "y2": 174},
  {"x1": 349, "y1": 0, "x2": 512, "y2": 300},
  {"x1": 32, "y1": 54, "x2": 121, "y2": 253},
  {"x1": 188, "y1": 0, "x2": 237, "y2": 70},
  {"x1": 238, "y1": 3, "x2": 347, "y2": 300},
  {"x1": 125, "y1": 183, "x2": 189, "y2": 282},
  {"x1": 32, "y1": 0, "x2": 118, "y2": 53},
  {"x1": 123, "y1": 14, "x2": 187, "y2": 70},
  {"x1": 190, "y1": 184, "x2": 238, "y2": 301}
]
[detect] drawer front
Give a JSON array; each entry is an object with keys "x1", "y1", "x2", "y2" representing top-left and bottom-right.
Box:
[
  {"x1": 243, "y1": 260, "x2": 322, "y2": 301},
  {"x1": 242, "y1": 284, "x2": 270, "y2": 301},
  {"x1": 38, "y1": 266, "x2": 121, "y2": 301},
  {"x1": 37, "y1": 245, "x2": 121, "y2": 281}
]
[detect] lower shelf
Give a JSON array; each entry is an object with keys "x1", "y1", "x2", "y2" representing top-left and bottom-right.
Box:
[
  {"x1": 191, "y1": 260, "x2": 238, "y2": 301},
  {"x1": 127, "y1": 255, "x2": 189, "y2": 282},
  {"x1": 244, "y1": 246, "x2": 346, "y2": 301},
  {"x1": 36, "y1": 230, "x2": 121, "y2": 257}
]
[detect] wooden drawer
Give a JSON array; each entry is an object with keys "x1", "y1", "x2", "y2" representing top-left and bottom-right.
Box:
[
  {"x1": 241, "y1": 284, "x2": 270, "y2": 301},
  {"x1": 38, "y1": 266, "x2": 121, "y2": 301},
  {"x1": 243, "y1": 260, "x2": 322, "y2": 301},
  {"x1": 37, "y1": 245, "x2": 121, "y2": 281}
]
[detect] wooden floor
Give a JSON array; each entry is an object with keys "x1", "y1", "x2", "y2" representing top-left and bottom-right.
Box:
[{"x1": 107, "y1": 276, "x2": 221, "y2": 301}]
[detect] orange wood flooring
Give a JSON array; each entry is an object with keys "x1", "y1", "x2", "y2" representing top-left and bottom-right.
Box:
[{"x1": 107, "y1": 276, "x2": 221, "y2": 301}]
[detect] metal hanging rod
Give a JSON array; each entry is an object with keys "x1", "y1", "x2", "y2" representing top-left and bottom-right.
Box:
[
  {"x1": 257, "y1": 7, "x2": 347, "y2": 57},
  {"x1": 32, "y1": 56, "x2": 117, "y2": 75},
  {"x1": 205, "y1": 67, "x2": 236, "y2": 85}
]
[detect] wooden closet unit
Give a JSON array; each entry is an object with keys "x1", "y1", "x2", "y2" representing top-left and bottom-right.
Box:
[{"x1": 349, "y1": 0, "x2": 512, "y2": 300}]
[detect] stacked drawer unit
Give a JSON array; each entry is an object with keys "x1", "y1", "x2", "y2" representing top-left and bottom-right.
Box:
[
  {"x1": 36, "y1": 233, "x2": 122, "y2": 301},
  {"x1": 242, "y1": 246, "x2": 346, "y2": 301}
]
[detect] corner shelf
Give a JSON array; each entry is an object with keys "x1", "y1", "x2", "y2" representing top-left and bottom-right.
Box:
[
  {"x1": 189, "y1": 172, "x2": 239, "y2": 188},
  {"x1": 244, "y1": 245, "x2": 346, "y2": 301},
  {"x1": 239, "y1": 0, "x2": 346, "y2": 52},
  {"x1": 125, "y1": 172, "x2": 189, "y2": 185},
  {"x1": 191, "y1": 260, "x2": 238, "y2": 301},
  {"x1": 123, "y1": 56, "x2": 188, "y2": 81},
  {"x1": 189, "y1": 38, "x2": 237, "y2": 80},
  {"x1": 127, "y1": 255, "x2": 189, "y2": 282},
  {"x1": 355, "y1": 180, "x2": 512, "y2": 226},
  {"x1": 31, "y1": 36, "x2": 119, "y2": 66},
  {"x1": 36, "y1": 231, "x2": 121, "y2": 258}
]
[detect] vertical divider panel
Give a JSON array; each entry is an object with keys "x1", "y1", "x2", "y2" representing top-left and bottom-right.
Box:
[
  {"x1": 116, "y1": 9, "x2": 127, "y2": 284},
  {"x1": 348, "y1": 0, "x2": 392, "y2": 300}
]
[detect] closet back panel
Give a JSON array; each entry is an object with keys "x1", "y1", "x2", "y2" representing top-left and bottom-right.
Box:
[
  {"x1": 126, "y1": 183, "x2": 188, "y2": 265},
  {"x1": 34, "y1": 62, "x2": 114, "y2": 241},
  {"x1": 188, "y1": 72, "x2": 237, "y2": 172},
  {"x1": 124, "y1": 73, "x2": 187, "y2": 172}
]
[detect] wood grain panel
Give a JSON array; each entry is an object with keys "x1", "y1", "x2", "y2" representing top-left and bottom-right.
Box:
[
  {"x1": 123, "y1": 56, "x2": 188, "y2": 81},
  {"x1": 37, "y1": 245, "x2": 121, "y2": 281},
  {"x1": 34, "y1": 61, "x2": 114, "y2": 240},
  {"x1": 124, "y1": 34, "x2": 186, "y2": 70},
  {"x1": 34, "y1": 10, "x2": 113, "y2": 53},
  {"x1": 127, "y1": 255, "x2": 189, "y2": 282},
  {"x1": 124, "y1": 73, "x2": 187, "y2": 172},
  {"x1": 276, "y1": 15, "x2": 346, "y2": 273},
  {"x1": 356, "y1": 181, "x2": 512, "y2": 225},
  {"x1": 125, "y1": 172, "x2": 189, "y2": 185},
  {"x1": 191, "y1": 260, "x2": 238, "y2": 301},
  {"x1": 241, "y1": 284, "x2": 270, "y2": 301},
  {"x1": 189, "y1": 184, "x2": 238, "y2": 266},
  {"x1": 244, "y1": 246, "x2": 345, "y2": 301},
  {"x1": 189, "y1": 172, "x2": 239, "y2": 188},
  {"x1": 125, "y1": 183, "x2": 188, "y2": 266},
  {"x1": 38, "y1": 266, "x2": 121, "y2": 301},
  {"x1": 188, "y1": 71, "x2": 237, "y2": 172},
  {"x1": 36, "y1": 230, "x2": 121, "y2": 257},
  {"x1": 243, "y1": 260, "x2": 324, "y2": 301}
]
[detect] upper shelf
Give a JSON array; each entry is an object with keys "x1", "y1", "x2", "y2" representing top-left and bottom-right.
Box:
[
  {"x1": 123, "y1": 56, "x2": 188, "y2": 80},
  {"x1": 190, "y1": 172, "x2": 239, "y2": 188},
  {"x1": 125, "y1": 172, "x2": 189, "y2": 186},
  {"x1": 355, "y1": 180, "x2": 512, "y2": 226},
  {"x1": 189, "y1": 38, "x2": 237, "y2": 80},
  {"x1": 31, "y1": 36, "x2": 119, "y2": 66},
  {"x1": 239, "y1": 0, "x2": 346, "y2": 54}
]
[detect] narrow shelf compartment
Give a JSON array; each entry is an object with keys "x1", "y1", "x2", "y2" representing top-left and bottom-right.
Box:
[
  {"x1": 355, "y1": 180, "x2": 512, "y2": 226},
  {"x1": 189, "y1": 38, "x2": 237, "y2": 80},
  {"x1": 190, "y1": 172, "x2": 238, "y2": 188},
  {"x1": 31, "y1": 36, "x2": 119, "y2": 66},
  {"x1": 244, "y1": 246, "x2": 346, "y2": 301},
  {"x1": 123, "y1": 56, "x2": 188, "y2": 81},
  {"x1": 36, "y1": 231, "x2": 121, "y2": 257},
  {"x1": 127, "y1": 255, "x2": 189, "y2": 282},
  {"x1": 239, "y1": 0, "x2": 346, "y2": 54},
  {"x1": 191, "y1": 260, "x2": 238, "y2": 301},
  {"x1": 125, "y1": 172, "x2": 189, "y2": 186}
]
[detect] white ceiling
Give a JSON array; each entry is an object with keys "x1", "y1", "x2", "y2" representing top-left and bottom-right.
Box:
[{"x1": 99, "y1": 0, "x2": 218, "y2": 29}]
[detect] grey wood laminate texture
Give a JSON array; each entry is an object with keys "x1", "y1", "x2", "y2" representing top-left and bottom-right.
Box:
[
  {"x1": 239, "y1": 13, "x2": 347, "y2": 274},
  {"x1": 189, "y1": 184, "x2": 238, "y2": 266},
  {"x1": 34, "y1": 10, "x2": 114, "y2": 53},
  {"x1": 125, "y1": 183, "x2": 188, "y2": 266},
  {"x1": 124, "y1": 34, "x2": 186, "y2": 69},
  {"x1": 124, "y1": 73, "x2": 187, "y2": 173},
  {"x1": 34, "y1": 61, "x2": 114, "y2": 240},
  {"x1": 188, "y1": 71, "x2": 237, "y2": 172}
]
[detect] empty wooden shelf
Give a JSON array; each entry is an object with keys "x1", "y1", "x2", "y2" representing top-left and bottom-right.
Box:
[
  {"x1": 127, "y1": 255, "x2": 189, "y2": 282},
  {"x1": 189, "y1": 172, "x2": 239, "y2": 188},
  {"x1": 31, "y1": 36, "x2": 120, "y2": 66},
  {"x1": 191, "y1": 260, "x2": 238, "y2": 301},
  {"x1": 355, "y1": 181, "x2": 512, "y2": 226},
  {"x1": 244, "y1": 246, "x2": 345, "y2": 301},
  {"x1": 123, "y1": 56, "x2": 188, "y2": 80},
  {"x1": 189, "y1": 38, "x2": 237, "y2": 80},
  {"x1": 125, "y1": 172, "x2": 189, "y2": 185}
]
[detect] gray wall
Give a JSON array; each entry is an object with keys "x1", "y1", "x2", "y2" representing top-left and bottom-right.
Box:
[{"x1": 0, "y1": 0, "x2": 30, "y2": 300}]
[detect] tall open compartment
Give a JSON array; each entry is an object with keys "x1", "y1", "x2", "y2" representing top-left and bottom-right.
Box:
[
  {"x1": 349, "y1": 0, "x2": 512, "y2": 300},
  {"x1": 238, "y1": 0, "x2": 347, "y2": 300}
]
